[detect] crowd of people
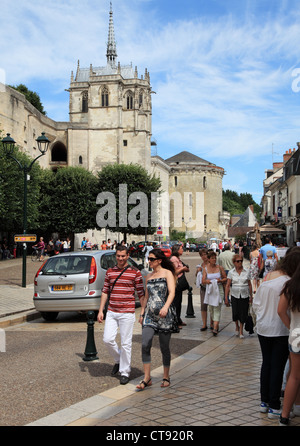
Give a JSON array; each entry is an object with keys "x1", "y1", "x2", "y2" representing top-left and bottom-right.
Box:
[
  {"x1": 94, "y1": 237, "x2": 299, "y2": 427},
  {"x1": 194, "y1": 238, "x2": 300, "y2": 426}
]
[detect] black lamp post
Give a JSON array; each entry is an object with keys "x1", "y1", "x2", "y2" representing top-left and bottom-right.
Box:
[{"x1": 1, "y1": 132, "x2": 50, "y2": 287}]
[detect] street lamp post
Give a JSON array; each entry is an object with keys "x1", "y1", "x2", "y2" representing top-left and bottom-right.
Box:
[{"x1": 1, "y1": 133, "x2": 50, "y2": 287}]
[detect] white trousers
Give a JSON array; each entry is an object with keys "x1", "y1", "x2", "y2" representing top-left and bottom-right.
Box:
[{"x1": 103, "y1": 311, "x2": 135, "y2": 377}]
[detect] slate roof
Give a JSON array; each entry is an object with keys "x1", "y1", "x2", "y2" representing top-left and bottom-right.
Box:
[{"x1": 165, "y1": 151, "x2": 215, "y2": 166}]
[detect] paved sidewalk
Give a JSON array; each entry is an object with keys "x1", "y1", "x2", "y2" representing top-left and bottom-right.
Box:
[{"x1": 26, "y1": 305, "x2": 300, "y2": 428}]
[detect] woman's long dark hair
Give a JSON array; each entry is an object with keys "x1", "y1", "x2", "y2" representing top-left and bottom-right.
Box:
[
  {"x1": 151, "y1": 248, "x2": 176, "y2": 277},
  {"x1": 279, "y1": 247, "x2": 300, "y2": 312},
  {"x1": 281, "y1": 259, "x2": 300, "y2": 312},
  {"x1": 171, "y1": 244, "x2": 182, "y2": 258}
]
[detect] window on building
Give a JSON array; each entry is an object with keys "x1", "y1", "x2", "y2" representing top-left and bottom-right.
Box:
[
  {"x1": 101, "y1": 87, "x2": 109, "y2": 107},
  {"x1": 139, "y1": 92, "x2": 143, "y2": 108},
  {"x1": 204, "y1": 214, "x2": 207, "y2": 226},
  {"x1": 126, "y1": 92, "x2": 134, "y2": 110},
  {"x1": 203, "y1": 176, "x2": 207, "y2": 189},
  {"x1": 175, "y1": 176, "x2": 177, "y2": 187},
  {"x1": 123, "y1": 140, "x2": 128, "y2": 147},
  {"x1": 79, "y1": 156, "x2": 83, "y2": 164},
  {"x1": 82, "y1": 91, "x2": 88, "y2": 113}
]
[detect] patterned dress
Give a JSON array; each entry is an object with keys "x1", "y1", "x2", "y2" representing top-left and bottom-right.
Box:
[
  {"x1": 143, "y1": 278, "x2": 178, "y2": 333},
  {"x1": 249, "y1": 255, "x2": 260, "y2": 280}
]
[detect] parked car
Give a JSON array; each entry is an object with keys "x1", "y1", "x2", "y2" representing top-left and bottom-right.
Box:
[
  {"x1": 157, "y1": 244, "x2": 172, "y2": 257},
  {"x1": 33, "y1": 250, "x2": 148, "y2": 321}
]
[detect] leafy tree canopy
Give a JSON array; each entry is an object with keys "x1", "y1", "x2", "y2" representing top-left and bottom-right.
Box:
[
  {"x1": 37, "y1": 167, "x2": 99, "y2": 236},
  {"x1": 10, "y1": 84, "x2": 46, "y2": 115},
  {"x1": 223, "y1": 189, "x2": 261, "y2": 218},
  {"x1": 0, "y1": 136, "x2": 41, "y2": 233},
  {"x1": 97, "y1": 163, "x2": 161, "y2": 241}
]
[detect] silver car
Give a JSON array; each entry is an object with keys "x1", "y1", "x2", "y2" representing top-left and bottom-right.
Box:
[{"x1": 33, "y1": 250, "x2": 147, "y2": 321}]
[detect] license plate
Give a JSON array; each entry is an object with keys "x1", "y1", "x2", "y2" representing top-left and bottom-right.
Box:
[{"x1": 52, "y1": 285, "x2": 73, "y2": 291}]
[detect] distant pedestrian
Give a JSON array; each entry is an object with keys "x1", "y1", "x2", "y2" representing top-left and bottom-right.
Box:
[
  {"x1": 225, "y1": 254, "x2": 252, "y2": 339},
  {"x1": 196, "y1": 248, "x2": 210, "y2": 331},
  {"x1": 202, "y1": 251, "x2": 227, "y2": 336}
]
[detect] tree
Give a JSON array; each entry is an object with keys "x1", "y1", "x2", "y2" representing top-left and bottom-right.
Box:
[
  {"x1": 9, "y1": 84, "x2": 46, "y2": 115},
  {"x1": 222, "y1": 189, "x2": 261, "y2": 218},
  {"x1": 0, "y1": 137, "x2": 41, "y2": 233},
  {"x1": 96, "y1": 164, "x2": 161, "y2": 242},
  {"x1": 37, "y1": 167, "x2": 99, "y2": 237}
]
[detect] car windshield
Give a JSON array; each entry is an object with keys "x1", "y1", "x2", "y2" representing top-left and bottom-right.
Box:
[{"x1": 41, "y1": 255, "x2": 92, "y2": 275}]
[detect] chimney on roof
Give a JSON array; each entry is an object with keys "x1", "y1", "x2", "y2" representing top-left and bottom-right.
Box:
[{"x1": 283, "y1": 149, "x2": 294, "y2": 162}]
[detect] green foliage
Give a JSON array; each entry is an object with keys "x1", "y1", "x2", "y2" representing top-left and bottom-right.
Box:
[
  {"x1": 97, "y1": 163, "x2": 161, "y2": 239},
  {"x1": 222, "y1": 189, "x2": 261, "y2": 218},
  {"x1": 9, "y1": 84, "x2": 46, "y2": 115},
  {"x1": 37, "y1": 167, "x2": 99, "y2": 235},
  {"x1": 0, "y1": 140, "x2": 41, "y2": 233}
]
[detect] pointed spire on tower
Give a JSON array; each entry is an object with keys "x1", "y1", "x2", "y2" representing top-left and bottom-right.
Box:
[{"x1": 106, "y1": 2, "x2": 117, "y2": 67}]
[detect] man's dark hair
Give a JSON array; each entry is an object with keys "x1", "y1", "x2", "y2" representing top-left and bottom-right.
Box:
[{"x1": 116, "y1": 245, "x2": 129, "y2": 254}]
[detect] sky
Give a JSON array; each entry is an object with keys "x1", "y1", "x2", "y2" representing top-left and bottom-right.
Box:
[{"x1": 1, "y1": 0, "x2": 300, "y2": 205}]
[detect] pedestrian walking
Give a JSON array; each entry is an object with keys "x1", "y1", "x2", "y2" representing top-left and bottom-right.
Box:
[
  {"x1": 195, "y1": 248, "x2": 210, "y2": 331},
  {"x1": 170, "y1": 244, "x2": 190, "y2": 329},
  {"x1": 97, "y1": 245, "x2": 145, "y2": 385},
  {"x1": 136, "y1": 249, "x2": 177, "y2": 391},
  {"x1": 249, "y1": 244, "x2": 260, "y2": 294},
  {"x1": 253, "y1": 247, "x2": 300, "y2": 420},
  {"x1": 202, "y1": 251, "x2": 227, "y2": 336},
  {"x1": 224, "y1": 254, "x2": 252, "y2": 339},
  {"x1": 278, "y1": 250, "x2": 300, "y2": 426}
]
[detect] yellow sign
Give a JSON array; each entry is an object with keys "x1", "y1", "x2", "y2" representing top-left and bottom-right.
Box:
[{"x1": 14, "y1": 234, "x2": 37, "y2": 243}]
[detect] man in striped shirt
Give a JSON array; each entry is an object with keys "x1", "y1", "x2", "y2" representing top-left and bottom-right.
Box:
[{"x1": 97, "y1": 245, "x2": 145, "y2": 384}]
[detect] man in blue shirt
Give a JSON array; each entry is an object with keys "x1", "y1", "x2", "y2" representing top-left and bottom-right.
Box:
[{"x1": 260, "y1": 237, "x2": 278, "y2": 261}]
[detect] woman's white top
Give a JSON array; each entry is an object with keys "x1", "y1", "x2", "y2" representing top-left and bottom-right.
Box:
[
  {"x1": 204, "y1": 270, "x2": 223, "y2": 306},
  {"x1": 290, "y1": 310, "x2": 300, "y2": 353},
  {"x1": 253, "y1": 274, "x2": 290, "y2": 337},
  {"x1": 227, "y1": 267, "x2": 251, "y2": 299}
]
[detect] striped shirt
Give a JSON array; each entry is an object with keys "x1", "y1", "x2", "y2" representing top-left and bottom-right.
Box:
[{"x1": 102, "y1": 266, "x2": 145, "y2": 313}]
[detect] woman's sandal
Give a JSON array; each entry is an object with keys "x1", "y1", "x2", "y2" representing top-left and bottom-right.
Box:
[
  {"x1": 136, "y1": 378, "x2": 152, "y2": 391},
  {"x1": 160, "y1": 378, "x2": 170, "y2": 388}
]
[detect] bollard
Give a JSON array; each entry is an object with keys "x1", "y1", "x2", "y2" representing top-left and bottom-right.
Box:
[
  {"x1": 83, "y1": 311, "x2": 99, "y2": 361},
  {"x1": 185, "y1": 286, "x2": 195, "y2": 318}
]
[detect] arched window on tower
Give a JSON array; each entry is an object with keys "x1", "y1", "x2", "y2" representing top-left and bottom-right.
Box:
[
  {"x1": 79, "y1": 156, "x2": 83, "y2": 165},
  {"x1": 82, "y1": 91, "x2": 88, "y2": 113},
  {"x1": 101, "y1": 87, "x2": 109, "y2": 107},
  {"x1": 126, "y1": 91, "x2": 134, "y2": 110},
  {"x1": 139, "y1": 90, "x2": 143, "y2": 108}
]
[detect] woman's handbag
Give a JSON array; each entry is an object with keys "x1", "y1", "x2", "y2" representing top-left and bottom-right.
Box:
[{"x1": 176, "y1": 273, "x2": 190, "y2": 292}]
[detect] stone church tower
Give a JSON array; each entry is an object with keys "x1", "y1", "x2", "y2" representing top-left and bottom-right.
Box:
[{"x1": 68, "y1": 3, "x2": 152, "y2": 174}]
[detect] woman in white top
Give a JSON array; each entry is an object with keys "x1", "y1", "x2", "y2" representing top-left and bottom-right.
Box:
[
  {"x1": 225, "y1": 254, "x2": 252, "y2": 339},
  {"x1": 278, "y1": 250, "x2": 300, "y2": 426},
  {"x1": 253, "y1": 247, "x2": 300, "y2": 420},
  {"x1": 202, "y1": 251, "x2": 227, "y2": 336}
]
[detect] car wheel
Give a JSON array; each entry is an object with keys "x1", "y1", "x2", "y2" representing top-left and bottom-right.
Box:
[{"x1": 41, "y1": 312, "x2": 59, "y2": 321}]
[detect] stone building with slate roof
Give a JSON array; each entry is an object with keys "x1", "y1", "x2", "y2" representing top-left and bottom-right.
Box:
[{"x1": 0, "y1": 4, "x2": 228, "y2": 243}]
